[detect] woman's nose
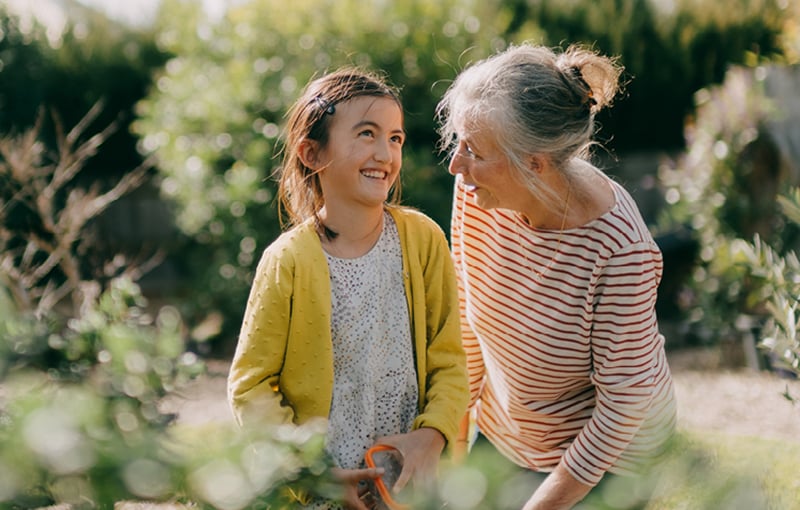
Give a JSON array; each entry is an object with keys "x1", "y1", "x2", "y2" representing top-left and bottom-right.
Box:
[{"x1": 448, "y1": 152, "x2": 465, "y2": 176}]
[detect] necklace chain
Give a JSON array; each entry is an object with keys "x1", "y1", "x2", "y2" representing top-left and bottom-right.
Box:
[{"x1": 520, "y1": 185, "x2": 571, "y2": 279}]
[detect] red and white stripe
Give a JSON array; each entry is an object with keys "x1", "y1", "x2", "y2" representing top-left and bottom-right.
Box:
[{"x1": 451, "y1": 176, "x2": 677, "y2": 486}]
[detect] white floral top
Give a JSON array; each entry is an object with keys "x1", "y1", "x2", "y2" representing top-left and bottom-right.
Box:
[{"x1": 308, "y1": 211, "x2": 418, "y2": 509}]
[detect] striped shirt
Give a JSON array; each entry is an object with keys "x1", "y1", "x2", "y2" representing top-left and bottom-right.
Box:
[{"x1": 450, "y1": 175, "x2": 677, "y2": 486}]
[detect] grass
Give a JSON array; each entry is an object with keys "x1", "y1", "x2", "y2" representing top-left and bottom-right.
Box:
[
  {"x1": 108, "y1": 424, "x2": 800, "y2": 509},
  {"x1": 174, "y1": 426, "x2": 800, "y2": 509},
  {"x1": 646, "y1": 431, "x2": 800, "y2": 509}
]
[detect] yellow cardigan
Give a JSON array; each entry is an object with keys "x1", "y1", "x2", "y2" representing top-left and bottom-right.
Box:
[{"x1": 227, "y1": 206, "x2": 468, "y2": 446}]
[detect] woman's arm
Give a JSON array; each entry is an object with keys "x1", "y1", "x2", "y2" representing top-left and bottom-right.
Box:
[
  {"x1": 556, "y1": 241, "x2": 668, "y2": 487},
  {"x1": 522, "y1": 463, "x2": 593, "y2": 510}
]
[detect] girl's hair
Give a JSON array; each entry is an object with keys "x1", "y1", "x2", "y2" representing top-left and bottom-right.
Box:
[
  {"x1": 277, "y1": 67, "x2": 403, "y2": 229},
  {"x1": 435, "y1": 43, "x2": 624, "y2": 207}
]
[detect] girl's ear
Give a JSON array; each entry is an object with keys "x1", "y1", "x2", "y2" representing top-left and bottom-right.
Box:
[{"x1": 298, "y1": 138, "x2": 321, "y2": 169}]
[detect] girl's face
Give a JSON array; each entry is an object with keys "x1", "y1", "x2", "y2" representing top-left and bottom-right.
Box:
[
  {"x1": 313, "y1": 96, "x2": 405, "y2": 210},
  {"x1": 447, "y1": 125, "x2": 524, "y2": 212}
]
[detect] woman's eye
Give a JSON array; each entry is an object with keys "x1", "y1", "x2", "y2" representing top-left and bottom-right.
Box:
[
  {"x1": 391, "y1": 134, "x2": 405, "y2": 144},
  {"x1": 459, "y1": 141, "x2": 477, "y2": 159},
  {"x1": 359, "y1": 129, "x2": 375, "y2": 137}
]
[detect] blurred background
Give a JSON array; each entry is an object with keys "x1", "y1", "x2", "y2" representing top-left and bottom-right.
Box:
[{"x1": 2, "y1": 0, "x2": 800, "y2": 508}]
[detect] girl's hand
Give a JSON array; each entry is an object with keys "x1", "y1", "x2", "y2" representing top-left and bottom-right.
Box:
[
  {"x1": 375, "y1": 427, "x2": 446, "y2": 494},
  {"x1": 331, "y1": 467, "x2": 385, "y2": 510}
]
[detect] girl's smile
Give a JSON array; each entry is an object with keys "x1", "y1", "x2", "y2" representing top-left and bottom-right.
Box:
[{"x1": 312, "y1": 96, "x2": 405, "y2": 210}]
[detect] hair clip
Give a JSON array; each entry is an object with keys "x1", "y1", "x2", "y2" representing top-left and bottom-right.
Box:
[
  {"x1": 313, "y1": 95, "x2": 336, "y2": 115},
  {"x1": 569, "y1": 67, "x2": 596, "y2": 108}
]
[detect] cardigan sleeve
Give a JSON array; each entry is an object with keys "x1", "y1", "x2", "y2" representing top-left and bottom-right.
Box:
[
  {"x1": 227, "y1": 244, "x2": 296, "y2": 428},
  {"x1": 408, "y1": 212, "x2": 470, "y2": 446}
]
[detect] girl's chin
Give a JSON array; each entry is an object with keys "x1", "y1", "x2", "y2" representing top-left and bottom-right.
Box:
[{"x1": 362, "y1": 191, "x2": 391, "y2": 206}]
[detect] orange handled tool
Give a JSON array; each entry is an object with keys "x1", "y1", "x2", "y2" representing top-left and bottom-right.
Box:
[{"x1": 364, "y1": 445, "x2": 411, "y2": 510}]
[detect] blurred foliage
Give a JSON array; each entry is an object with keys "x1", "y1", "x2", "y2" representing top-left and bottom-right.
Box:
[
  {"x1": 134, "y1": 0, "x2": 792, "y2": 352},
  {"x1": 0, "y1": 82, "x2": 194, "y2": 507},
  {"x1": 0, "y1": 4, "x2": 166, "y2": 183},
  {"x1": 0, "y1": 277, "x2": 339, "y2": 509},
  {"x1": 0, "y1": 103, "x2": 155, "y2": 318},
  {"x1": 658, "y1": 64, "x2": 800, "y2": 381},
  {"x1": 734, "y1": 190, "x2": 800, "y2": 393},
  {"x1": 657, "y1": 67, "x2": 780, "y2": 345},
  {"x1": 499, "y1": 0, "x2": 788, "y2": 151},
  {"x1": 0, "y1": 278, "x2": 201, "y2": 508},
  {"x1": 0, "y1": 88, "x2": 334, "y2": 508},
  {"x1": 0, "y1": 4, "x2": 183, "y2": 305},
  {"x1": 642, "y1": 432, "x2": 799, "y2": 509},
  {"x1": 133, "y1": 0, "x2": 504, "y2": 351}
]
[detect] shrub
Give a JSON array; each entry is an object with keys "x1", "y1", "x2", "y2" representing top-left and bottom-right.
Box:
[
  {"x1": 133, "y1": 0, "x2": 502, "y2": 350},
  {"x1": 501, "y1": 0, "x2": 788, "y2": 151},
  {"x1": 658, "y1": 62, "x2": 800, "y2": 378},
  {"x1": 657, "y1": 66, "x2": 785, "y2": 345},
  {"x1": 134, "y1": 0, "x2": 793, "y2": 352},
  {"x1": 0, "y1": 278, "x2": 201, "y2": 508},
  {"x1": 734, "y1": 189, "x2": 800, "y2": 394},
  {"x1": 0, "y1": 100, "x2": 335, "y2": 508}
]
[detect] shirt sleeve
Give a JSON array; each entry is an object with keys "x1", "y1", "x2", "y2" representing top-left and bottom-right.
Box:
[{"x1": 560, "y1": 240, "x2": 665, "y2": 486}]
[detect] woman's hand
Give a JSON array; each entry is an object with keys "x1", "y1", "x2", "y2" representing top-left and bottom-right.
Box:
[
  {"x1": 375, "y1": 427, "x2": 446, "y2": 493},
  {"x1": 521, "y1": 463, "x2": 592, "y2": 510},
  {"x1": 452, "y1": 412, "x2": 471, "y2": 463},
  {"x1": 331, "y1": 466, "x2": 385, "y2": 510}
]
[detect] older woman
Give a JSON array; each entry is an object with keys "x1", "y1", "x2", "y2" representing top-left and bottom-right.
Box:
[{"x1": 436, "y1": 43, "x2": 677, "y2": 510}]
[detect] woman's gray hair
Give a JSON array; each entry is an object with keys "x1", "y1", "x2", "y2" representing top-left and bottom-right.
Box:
[{"x1": 436, "y1": 43, "x2": 623, "y2": 205}]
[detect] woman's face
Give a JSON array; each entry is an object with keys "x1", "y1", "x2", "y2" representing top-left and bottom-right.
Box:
[
  {"x1": 314, "y1": 96, "x2": 405, "y2": 210},
  {"x1": 447, "y1": 125, "x2": 523, "y2": 211}
]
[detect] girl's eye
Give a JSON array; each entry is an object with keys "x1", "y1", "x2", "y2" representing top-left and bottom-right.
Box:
[
  {"x1": 391, "y1": 134, "x2": 405, "y2": 145},
  {"x1": 359, "y1": 129, "x2": 375, "y2": 138}
]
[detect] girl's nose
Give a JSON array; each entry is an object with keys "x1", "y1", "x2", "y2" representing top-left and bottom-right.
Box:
[{"x1": 375, "y1": 139, "x2": 392, "y2": 164}]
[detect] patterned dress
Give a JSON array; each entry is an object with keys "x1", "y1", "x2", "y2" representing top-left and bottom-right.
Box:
[{"x1": 308, "y1": 211, "x2": 418, "y2": 509}]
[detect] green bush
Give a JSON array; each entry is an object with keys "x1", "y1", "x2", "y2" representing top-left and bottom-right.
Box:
[
  {"x1": 0, "y1": 5, "x2": 165, "y2": 181},
  {"x1": 133, "y1": 0, "x2": 502, "y2": 350},
  {"x1": 134, "y1": 0, "x2": 792, "y2": 352},
  {"x1": 500, "y1": 0, "x2": 788, "y2": 151},
  {"x1": 735, "y1": 189, "x2": 800, "y2": 389},
  {"x1": 0, "y1": 278, "x2": 340, "y2": 509},
  {"x1": 0, "y1": 78, "x2": 336, "y2": 509},
  {"x1": 657, "y1": 63, "x2": 800, "y2": 375},
  {"x1": 0, "y1": 277, "x2": 202, "y2": 508}
]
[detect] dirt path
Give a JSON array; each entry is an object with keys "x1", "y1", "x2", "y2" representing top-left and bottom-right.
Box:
[
  {"x1": 667, "y1": 349, "x2": 800, "y2": 441},
  {"x1": 161, "y1": 349, "x2": 800, "y2": 442}
]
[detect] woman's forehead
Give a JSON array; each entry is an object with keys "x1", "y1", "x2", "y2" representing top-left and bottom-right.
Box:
[{"x1": 459, "y1": 119, "x2": 494, "y2": 143}]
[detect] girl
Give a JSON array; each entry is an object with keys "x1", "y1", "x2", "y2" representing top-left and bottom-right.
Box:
[{"x1": 228, "y1": 68, "x2": 468, "y2": 509}]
